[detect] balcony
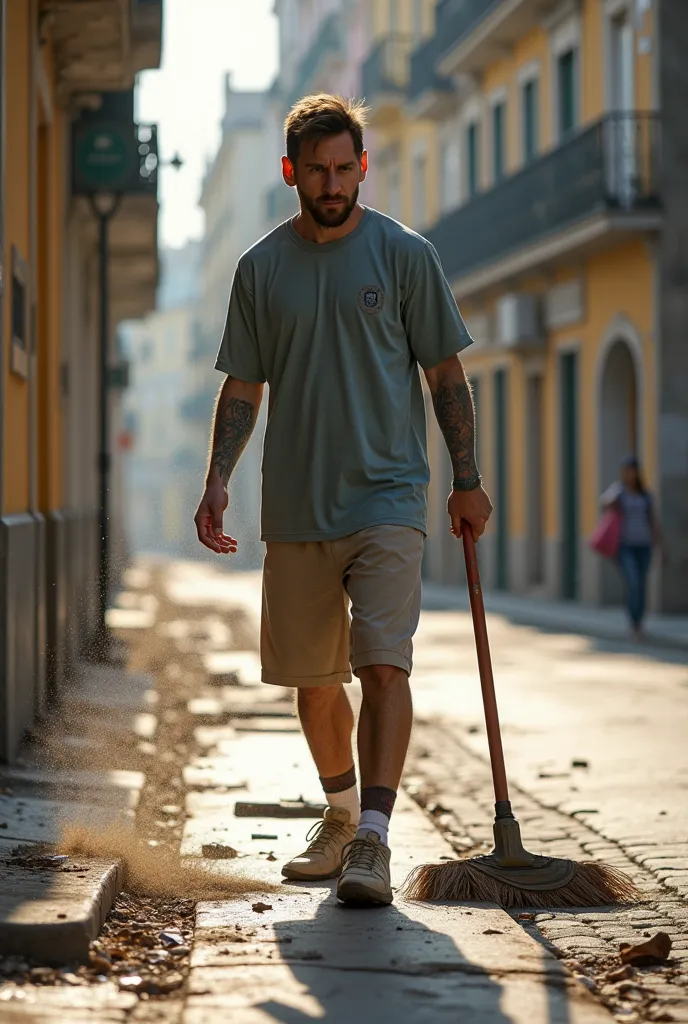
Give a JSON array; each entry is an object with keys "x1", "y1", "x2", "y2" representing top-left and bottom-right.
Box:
[
  {"x1": 48, "y1": 0, "x2": 163, "y2": 96},
  {"x1": 362, "y1": 36, "x2": 414, "y2": 127},
  {"x1": 265, "y1": 180, "x2": 299, "y2": 226},
  {"x1": 131, "y1": 0, "x2": 163, "y2": 73},
  {"x1": 288, "y1": 13, "x2": 345, "y2": 109},
  {"x1": 427, "y1": 114, "x2": 662, "y2": 298},
  {"x1": 432, "y1": 0, "x2": 557, "y2": 80},
  {"x1": 407, "y1": 33, "x2": 456, "y2": 121}
]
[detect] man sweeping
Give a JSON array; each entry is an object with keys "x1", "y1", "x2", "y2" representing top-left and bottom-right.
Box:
[{"x1": 194, "y1": 94, "x2": 493, "y2": 906}]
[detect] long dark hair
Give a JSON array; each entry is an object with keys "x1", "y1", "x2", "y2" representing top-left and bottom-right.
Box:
[{"x1": 621, "y1": 456, "x2": 647, "y2": 495}]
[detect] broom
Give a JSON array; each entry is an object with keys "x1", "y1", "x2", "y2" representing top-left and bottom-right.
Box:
[{"x1": 402, "y1": 520, "x2": 641, "y2": 908}]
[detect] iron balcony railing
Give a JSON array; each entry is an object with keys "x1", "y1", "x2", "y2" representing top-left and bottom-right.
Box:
[
  {"x1": 288, "y1": 13, "x2": 343, "y2": 108},
  {"x1": 408, "y1": 31, "x2": 455, "y2": 104},
  {"x1": 362, "y1": 35, "x2": 414, "y2": 101},
  {"x1": 426, "y1": 113, "x2": 661, "y2": 283},
  {"x1": 435, "y1": 0, "x2": 502, "y2": 45},
  {"x1": 409, "y1": 0, "x2": 499, "y2": 104}
]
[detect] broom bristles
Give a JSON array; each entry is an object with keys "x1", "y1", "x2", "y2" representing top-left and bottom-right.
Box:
[{"x1": 401, "y1": 859, "x2": 642, "y2": 908}]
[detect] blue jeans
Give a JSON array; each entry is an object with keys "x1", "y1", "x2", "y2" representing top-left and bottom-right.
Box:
[{"x1": 618, "y1": 545, "x2": 652, "y2": 628}]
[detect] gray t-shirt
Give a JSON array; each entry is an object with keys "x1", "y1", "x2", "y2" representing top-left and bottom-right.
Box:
[{"x1": 215, "y1": 207, "x2": 472, "y2": 542}]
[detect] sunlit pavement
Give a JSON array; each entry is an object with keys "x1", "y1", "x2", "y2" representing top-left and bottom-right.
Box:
[
  {"x1": 4, "y1": 559, "x2": 686, "y2": 1023},
  {"x1": 412, "y1": 606, "x2": 688, "y2": 860},
  {"x1": 160, "y1": 560, "x2": 688, "y2": 1023}
]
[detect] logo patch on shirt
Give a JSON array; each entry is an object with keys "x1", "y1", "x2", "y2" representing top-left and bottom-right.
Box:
[{"x1": 358, "y1": 285, "x2": 384, "y2": 314}]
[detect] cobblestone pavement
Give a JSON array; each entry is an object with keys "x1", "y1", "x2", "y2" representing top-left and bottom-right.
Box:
[{"x1": 406, "y1": 605, "x2": 688, "y2": 1023}]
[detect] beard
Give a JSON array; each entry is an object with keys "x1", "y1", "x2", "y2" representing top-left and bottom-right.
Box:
[{"x1": 297, "y1": 185, "x2": 359, "y2": 228}]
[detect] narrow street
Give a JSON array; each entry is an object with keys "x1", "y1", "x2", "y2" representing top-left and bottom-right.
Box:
[{"x1": 1, "y1": 557, "x2": 687, "y2": 1022}]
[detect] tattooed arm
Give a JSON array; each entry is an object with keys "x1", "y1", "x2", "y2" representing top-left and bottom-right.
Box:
[
  {"x1": 194, "y1": 376, "x2": 264, "y2": 554},
  {"x1": 424, "y1": 356, "x2": 493, "y2": 542}
]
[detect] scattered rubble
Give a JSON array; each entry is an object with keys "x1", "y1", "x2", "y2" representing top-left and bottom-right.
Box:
[{"x1": 620, "y1": 932, "x2": 673, "y2": 966}]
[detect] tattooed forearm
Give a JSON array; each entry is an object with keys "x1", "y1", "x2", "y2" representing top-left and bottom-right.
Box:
[
  {"x1": 432, "y1": 377, "x2": 479, "y2": 485},
  {"x1": 209, "y1": 393, "x2": 257, "y2": 486}
]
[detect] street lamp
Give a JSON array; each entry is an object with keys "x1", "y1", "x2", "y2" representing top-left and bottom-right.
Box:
[{"x1": 73, "y1": 116, "x2": 183, "y2": 659}]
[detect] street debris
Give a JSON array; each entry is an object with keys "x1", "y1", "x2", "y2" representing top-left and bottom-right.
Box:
[
  {"x1": 236, "y1": 799, "x2": 326, "y2": 818},
  {"x1": 252, "y1": 902, "x2": 273, "y2": 914},
  {"x1": 619, "y1": 932, "x2": 673, "y2": 966},
  {"x1": 607, "y1": 964, "x2": 635, "y2": 983},
  {"x1": 573, "y1": 973, "x2": 597, "y2": 993},
  {"x1": 201, "y1": 842, "x2": 238, "y2": 859}
]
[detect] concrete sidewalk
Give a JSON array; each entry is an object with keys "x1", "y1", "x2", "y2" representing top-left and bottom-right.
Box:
[
  {"x1": 422, "y1": 582, "x2": 688, "y2": 651},
  {"x1": 0, "y1": 660, "x2": 154, "y2": 965},
  {"x1": 179, "y1": 687, "x2": 615, "y2": 1023}
]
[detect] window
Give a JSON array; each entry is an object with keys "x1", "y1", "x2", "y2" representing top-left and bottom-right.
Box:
[
  {"x1": 467, "y1": 121, "x2": 480, "y2": 198},
  {"x1": 557, "y1": 49, "x2": 577, "y2": 137},
  {"x1": 389, "y1": 0, "x2": 399, "y2": 33},
  {"x1": 522, "y1": 78, "x2": 539, "y2": 163},
  {"x1": 412, "y1": 0, "x2": 424, "y2": 41},
  {"x1": 412, "y1": 151, "x2": 427, "y2": 227},
  {"x1": 492, "y1": 101, "x2": 505, "y2": 182},
  {"x1": 10, "y1": 246, "x2": 28, "y2": 379},
  {"x1": 610, "y1": 11, "x2": 634, "y2": 111},
  {"x1": 439, "y1": 137, "x2": 460, "y2": 212}
]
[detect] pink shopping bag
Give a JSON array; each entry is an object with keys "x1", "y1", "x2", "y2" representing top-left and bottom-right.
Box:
[{"x1": 589, "y1": 508, "x2": 621, "y2": 560}]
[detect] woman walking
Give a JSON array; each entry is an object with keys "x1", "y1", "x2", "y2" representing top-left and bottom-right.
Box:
[{"x1": 601, "y1": 456, "x2": 663, "y2": 639}]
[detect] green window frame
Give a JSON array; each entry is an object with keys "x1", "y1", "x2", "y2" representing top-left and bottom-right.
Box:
[
  {"x1": 522, "y1": 77, "x2": 539, "y2": 163},
  {"x1": 467, "y1": 121, "x2": 480, "y2": 198},
  {"x1": 492, "y1": 101, "x2": 505, "y2": 182}
]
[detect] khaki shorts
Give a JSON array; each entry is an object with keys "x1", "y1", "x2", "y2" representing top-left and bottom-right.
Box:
[{"x1": 261, "y1": 525, "x2": 424, "y2": 688}]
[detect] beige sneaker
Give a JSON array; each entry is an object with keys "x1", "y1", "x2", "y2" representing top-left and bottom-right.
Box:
[
  {"x1": 281, "y1": 808, "x2": 356, "y2": 881},
  {"x1": 336, "y1": 830, "x2": 393, "y2": 905}
]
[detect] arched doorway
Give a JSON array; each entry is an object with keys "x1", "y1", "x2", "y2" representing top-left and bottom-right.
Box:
[{"x1": 599, "y1": 339, "x2": 639, "y2": 604}]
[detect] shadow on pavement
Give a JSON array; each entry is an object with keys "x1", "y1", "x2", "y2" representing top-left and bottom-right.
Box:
[{"x1": 256, "y1": 885, "x2": 576, "y2": 1024}]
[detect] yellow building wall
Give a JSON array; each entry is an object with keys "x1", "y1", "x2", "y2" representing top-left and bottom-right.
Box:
[
  {"x1": 442, "y1": 0, "x2": 657, "y2": 563},
  {"x1": 542, "y1": 240, "x2": 655, "y2": 542},
  {"x1": 581, "y1": 0, "x2": 604, "y2": 121},
  {"x1": 36, "y1": 37, "x2": 64, "y2": 512},
  {"x1": 3, "y1": 0, "x2": 32, "y2": 515},
  {"x1": 372, "y1": 0, "x2": 435, "y2": 37}
]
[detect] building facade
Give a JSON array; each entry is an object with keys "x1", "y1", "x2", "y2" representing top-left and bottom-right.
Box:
[
  {"x1": 403, "y1": 0, "x2": 686, "y2": 614},
  {"x1": 242, "y1": 0, "x2": 686, "y2": 613},
  {"x1": 0, "y1": 0, "x2": 162, "y2": 761}
]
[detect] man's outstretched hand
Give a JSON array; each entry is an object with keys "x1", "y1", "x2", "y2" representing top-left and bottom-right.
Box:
[
  {"x1": 194, "y1": 481, "x2": 238, "y2": 555},
  {"x1": 448, "y1": 486, "x2": 493, "y2": 543}
]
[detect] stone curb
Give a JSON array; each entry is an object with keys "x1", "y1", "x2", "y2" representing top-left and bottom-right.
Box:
[{"x1": 0, "y1": 857, "x2": 124, "y2": 965}]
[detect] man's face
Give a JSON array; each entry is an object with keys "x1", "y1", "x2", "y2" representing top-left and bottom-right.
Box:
[{"x1": 283, "y1": 131, "x2": 368, "y2": 228}]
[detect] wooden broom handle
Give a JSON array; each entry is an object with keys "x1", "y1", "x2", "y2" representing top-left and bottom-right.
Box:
[{"x1": 461, "y1": 520, "x2": 510, "y2": 805}]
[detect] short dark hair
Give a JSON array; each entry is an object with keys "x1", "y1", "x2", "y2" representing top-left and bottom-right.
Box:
[{"x1": 284, "y1": 94, "x2": 368, "y2": 165}]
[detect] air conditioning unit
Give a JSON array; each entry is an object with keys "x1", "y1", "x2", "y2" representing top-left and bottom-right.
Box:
[{"x1": 495, "y1": 293, "x2": 543, "y2": 351}]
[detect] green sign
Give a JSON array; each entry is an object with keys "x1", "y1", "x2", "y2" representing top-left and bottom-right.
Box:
[{"x1": 74, "y1": 122, "x2": 137, "y2": 193}]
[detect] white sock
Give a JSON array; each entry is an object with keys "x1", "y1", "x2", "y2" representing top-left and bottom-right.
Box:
[
  {"x1": 356, "y1": 809, "x2": 390, "y2": 846},
  {"x1": 327, "y1": 784, "x2": 360, "y2": 826}
]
